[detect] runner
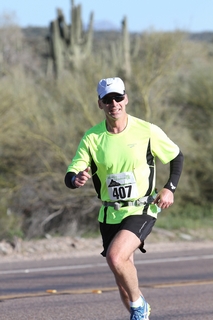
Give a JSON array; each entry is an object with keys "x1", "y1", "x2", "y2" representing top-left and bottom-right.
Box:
[{"x1": 65, "y1": 77, "x2": 184, "y2": 320}]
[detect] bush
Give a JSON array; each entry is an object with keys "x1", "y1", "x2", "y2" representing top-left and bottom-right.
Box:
[{"x1": 0, "y1": 20, "x2": 212, "y2": 240}]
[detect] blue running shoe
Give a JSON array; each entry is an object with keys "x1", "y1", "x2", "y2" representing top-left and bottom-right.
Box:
[{"x1": 130, "y1": 297, "x2": 151, "y2": 320}]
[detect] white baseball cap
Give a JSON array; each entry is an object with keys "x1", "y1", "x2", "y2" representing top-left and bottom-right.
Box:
[{"x1": 97, "y1": 77, "x2": 125, "y2": 99}]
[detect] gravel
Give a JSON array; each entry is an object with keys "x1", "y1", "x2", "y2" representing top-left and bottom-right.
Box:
[{"x1": 0, "y1": 228, "x2": 212, "y2": 263}]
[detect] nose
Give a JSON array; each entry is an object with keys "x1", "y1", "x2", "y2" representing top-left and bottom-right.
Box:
[{"x1": 111, "y1": 99, "x2": 117, "y2": 106}]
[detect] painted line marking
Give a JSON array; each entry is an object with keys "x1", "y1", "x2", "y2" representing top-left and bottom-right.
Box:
[
  {"x1": 0, "y1": 280, "x2": 213, "y2": 301},
  {"x1": 0, "y1": 254, "x2": 213, "y2": 275}
]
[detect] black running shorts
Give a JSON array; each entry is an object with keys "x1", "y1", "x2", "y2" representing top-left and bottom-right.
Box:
[{"x1": 99, "y1": 214, "x2": 156, "y2": 257}]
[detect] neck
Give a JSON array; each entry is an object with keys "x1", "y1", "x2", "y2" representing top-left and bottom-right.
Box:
[{"x1": 106, "y1": 114, "x2": 128, "y2": 134}]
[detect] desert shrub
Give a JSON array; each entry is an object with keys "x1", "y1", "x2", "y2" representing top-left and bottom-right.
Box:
[{"x1": 0, "y1": 18, "x2": 212, "y2": 240}]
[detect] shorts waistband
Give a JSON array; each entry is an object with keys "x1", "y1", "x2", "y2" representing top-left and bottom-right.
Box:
[{"x1": 102, "y1": 195, "x2": 154, "y2": 211}]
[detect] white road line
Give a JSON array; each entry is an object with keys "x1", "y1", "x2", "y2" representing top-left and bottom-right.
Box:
[{"x1": 0, "y1": 254, "x2": 212, "y2": 275}]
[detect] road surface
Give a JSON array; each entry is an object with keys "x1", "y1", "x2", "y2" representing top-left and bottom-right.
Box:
[{"x1": 0, "y1": 247, "x2": 212, "y2": 319}]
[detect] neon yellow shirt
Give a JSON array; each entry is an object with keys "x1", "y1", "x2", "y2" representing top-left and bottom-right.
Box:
[{"x1": 67, "y1": 115, "x2": 179, "y2": 223}]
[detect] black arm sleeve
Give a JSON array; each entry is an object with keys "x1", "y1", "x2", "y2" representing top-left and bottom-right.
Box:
[
  {"x1": 163, "y1": 151, "x2": 184, "y2": 193},
  {"x1": 64, "y1": 172, "x2": 77, "y2": 189}
]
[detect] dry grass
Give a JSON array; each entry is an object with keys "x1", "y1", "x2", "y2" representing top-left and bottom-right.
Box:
[{"x1": 0, "y1": 22, "x2": 212, "y2": 240}]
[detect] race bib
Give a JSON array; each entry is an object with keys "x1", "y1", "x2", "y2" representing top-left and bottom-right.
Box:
[{"x1": 106, "y1": 172, "x2": 138, "y2": 201}]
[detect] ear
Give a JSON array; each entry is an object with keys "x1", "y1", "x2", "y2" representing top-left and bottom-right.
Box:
[
  {"x1": 125, "y1": 94, "x2": 129, "y2": 105},
  {"x1": 98, "y1": 99, "x2": 103, "y2": 110}
]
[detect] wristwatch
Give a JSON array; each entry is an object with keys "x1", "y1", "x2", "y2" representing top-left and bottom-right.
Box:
[{"x1": 71, "y1": 175, "x2": 77, "y2": 187}]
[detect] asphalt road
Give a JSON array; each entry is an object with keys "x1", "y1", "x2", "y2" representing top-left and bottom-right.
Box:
[{"x1": 0, "y1": 247, "x2": 212, "y2": 320}]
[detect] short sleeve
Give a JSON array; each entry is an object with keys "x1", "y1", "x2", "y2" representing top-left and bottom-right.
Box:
[{"x1": 151, "y1": 124, "x2": 179, "y2": 164}]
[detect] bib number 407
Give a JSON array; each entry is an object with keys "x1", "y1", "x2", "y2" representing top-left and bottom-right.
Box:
[{"x1": 112, "y1": 185, "x2": 132, "y2": 200}]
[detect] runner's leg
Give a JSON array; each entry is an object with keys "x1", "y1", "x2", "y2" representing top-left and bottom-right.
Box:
[
  {"x1": 115, "y1": 253, "x2": 143, "y2": 312},
  {"x1": 106, "y1": 229, "x2": 142, "y2": 304}
]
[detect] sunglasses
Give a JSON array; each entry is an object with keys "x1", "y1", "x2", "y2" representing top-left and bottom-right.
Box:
[{"x1": 101, "y1": 95, "x2": 125, "y2": 105}]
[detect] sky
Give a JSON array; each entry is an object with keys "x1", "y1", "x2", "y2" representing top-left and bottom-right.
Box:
[{"x1": 0, "y1": 0, "x2": 212, "y2": 33}]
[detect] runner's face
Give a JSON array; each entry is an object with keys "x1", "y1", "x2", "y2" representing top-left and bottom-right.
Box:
[{"x1": 98, "y1": 93, "x2": 128, "y2": 119}]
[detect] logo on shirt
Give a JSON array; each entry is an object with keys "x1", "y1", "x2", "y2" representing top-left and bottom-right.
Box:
[{"x1": 127, "y1": 143, "x2": 137, "y2": 148}]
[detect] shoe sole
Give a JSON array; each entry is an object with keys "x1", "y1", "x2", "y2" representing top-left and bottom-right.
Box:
[{"x1": 145, "y1": 302, "x2": 151, "y2": 320}]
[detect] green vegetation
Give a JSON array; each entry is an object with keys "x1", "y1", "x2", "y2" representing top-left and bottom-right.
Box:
[
  {"x1": 47, "y1": 0, "x2": 94, "y2": 77},
  {"x1": 0, "y1": 11, "x2": 212, "y2": 241}
]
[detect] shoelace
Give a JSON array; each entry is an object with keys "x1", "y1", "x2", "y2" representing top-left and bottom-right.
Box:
[{"x1": 131, "y1": 307, "x2": 149, "y2": 320}]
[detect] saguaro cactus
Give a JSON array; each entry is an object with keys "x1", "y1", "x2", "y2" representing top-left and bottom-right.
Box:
[
  {"x1": 109, "y1": 16, "x2": 132, "y2": 81},
  {"x1": 121, "y1": 17, "x2": 131, "y2": 79},
  {"x1": 47, "y1": 0, "x2": 94, "y2": 77}
]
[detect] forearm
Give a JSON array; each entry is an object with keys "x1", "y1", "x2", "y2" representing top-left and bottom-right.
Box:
[{"x1": 164, "y1": 151, "x2": 184, "y2": 193}]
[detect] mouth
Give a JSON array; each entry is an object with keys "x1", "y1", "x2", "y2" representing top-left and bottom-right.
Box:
[{"x1": 109, "y1": 108, "x2": 121, "y2": 116}]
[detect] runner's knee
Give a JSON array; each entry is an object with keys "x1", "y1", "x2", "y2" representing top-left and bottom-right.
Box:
[{"x1": 106, "y1": 250, "x2": 124, "y2": 271}]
